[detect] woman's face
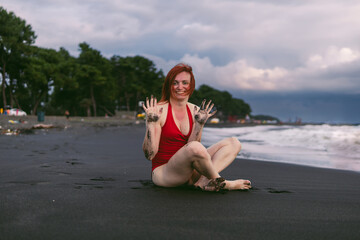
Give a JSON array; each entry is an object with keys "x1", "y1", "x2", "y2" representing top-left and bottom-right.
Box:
[{"x1": 171, "y1": 71, "x2": 191, "y2": 101}]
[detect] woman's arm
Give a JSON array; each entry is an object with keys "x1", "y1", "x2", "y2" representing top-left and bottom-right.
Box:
[
  {"x1": 142, "y1": 96, "x2": 163, "y2": 160},
  {"x1": 188, "y1": 99, "x2": 216, "y2": 142}
]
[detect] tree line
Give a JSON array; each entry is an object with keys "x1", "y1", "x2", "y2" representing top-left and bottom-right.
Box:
[{"x1": 0, "y1": 7, "x2": 251, "y2": 119}]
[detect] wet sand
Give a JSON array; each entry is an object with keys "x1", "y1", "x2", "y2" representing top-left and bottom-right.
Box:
[{"x1": 1, "y1": 124, "x2": 360, "y2": 239}]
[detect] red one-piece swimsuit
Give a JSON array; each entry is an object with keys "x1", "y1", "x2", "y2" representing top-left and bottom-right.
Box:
[{"x1": 152, "y1": 103, "x2": 193, "y2": 171}]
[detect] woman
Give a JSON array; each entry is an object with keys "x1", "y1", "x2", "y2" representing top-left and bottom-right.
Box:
[{"x1": 142, "y1": 63, "x2": 251, "y2": 192}]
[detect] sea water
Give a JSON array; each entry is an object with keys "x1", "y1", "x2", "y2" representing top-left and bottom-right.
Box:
[{"x1": 202, "y1": 124, "x2": 360, "y2": 172}]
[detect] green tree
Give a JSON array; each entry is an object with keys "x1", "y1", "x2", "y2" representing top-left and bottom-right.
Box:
[
  {"x1": 48, "y1": 47, "x2": 79, "y2": 115},
  {"x1": 190, "y1": 84, "x2": 251, "y2": 120},
  {"x1": 21, "y1": 46, "x2": 60, "y2": 114},
  {"x1": 110, "y1": 55, "x2": 164, "y2": 111},
  {"x1": 94, "y1": 54, "x2": 116, "y2": 116},
  {"x1": 77, "y1": 42, "x2": 107, "y2": 116},
  {"x1": 0, "y1": 7, "x2": 36, "y2": 108}
]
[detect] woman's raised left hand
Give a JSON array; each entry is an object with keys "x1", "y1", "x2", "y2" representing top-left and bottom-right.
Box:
[{"x1": 194, "y1": 99, "x2": 217, "y2": 125}]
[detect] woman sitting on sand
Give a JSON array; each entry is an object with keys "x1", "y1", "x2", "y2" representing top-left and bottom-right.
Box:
[{"x1": 142, "y1": 63, "x2": 251, "y2": 192}]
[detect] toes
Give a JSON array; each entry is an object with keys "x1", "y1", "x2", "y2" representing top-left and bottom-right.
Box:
[
  {"x1": 241, "y1": 179, "x2": 251, "y2": 186},
  {"x1": 236, "y1": 179, "x2": 252, "y2": 190},
  {"x1": 240, "y1": 185, "x2": 251, "y2": 190}
]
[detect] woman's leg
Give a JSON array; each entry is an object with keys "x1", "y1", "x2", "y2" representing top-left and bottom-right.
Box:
[
  {"x1": 191, "y1": 137, "x2": 252, "y2": 190},
  {"x1": 207, "y1": 137, "x2": 242, "y2": 172},
  {"x1": 152, "y1": 141, "x2": 221, "y2": 188}
]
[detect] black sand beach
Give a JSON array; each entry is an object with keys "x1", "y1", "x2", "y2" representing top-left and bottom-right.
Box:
[{"x1": 1, "y1": 121, "x2": 360, "y2": 240}]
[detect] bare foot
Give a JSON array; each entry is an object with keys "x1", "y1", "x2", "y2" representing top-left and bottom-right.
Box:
[
  {"x1": 194, "y1": 176, "x2": 226, "y2": 192},
  {"x1": 194, "y1": 176, "x2": 251, "y2": 191},
  {"x1": 224, "y1": 179, "x2": 252, "y2": 190}
]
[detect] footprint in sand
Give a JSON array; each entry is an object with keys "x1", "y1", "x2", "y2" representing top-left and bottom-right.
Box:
[
  {"x1": 73, "y1": 177, "x2": 115, "y2": 190},
  {"x1": 128, "y1": 179, "x2": 155, "y2": 189},
  {"x1": 267, "y1": 188, "x2": 292, "y2": 194},
  {"x1": 66, "y1": 158, "x2": 83, "y2": 165},
  {"x1": 90, "y1": 177, "x2": 115, "y2": 182},
  {"x1": 40, "y1": 164, "x2": 51, "y2": 168},
  {"x1": 7, "y1": 180, "x2": 50, "y2": 186},
  {"x1": 32, "y1": 150, "x2": 46, "y2": 155}
]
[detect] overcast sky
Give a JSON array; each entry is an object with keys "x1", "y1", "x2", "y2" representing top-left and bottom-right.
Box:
[{"x1": 1, "y1": 0, "x2": 360, "y2": 122}]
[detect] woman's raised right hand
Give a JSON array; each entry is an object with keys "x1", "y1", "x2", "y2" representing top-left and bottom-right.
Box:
[{"x1": 142, "y1": 95, "x2": 163, "y2": 123}]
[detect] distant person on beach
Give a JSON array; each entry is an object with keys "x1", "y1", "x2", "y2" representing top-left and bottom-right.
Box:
[
  {"x1": 142, "y1": 63, "x2": 251, "y2": 192},
  {"x1": 65, "y1": 110, "x2": 70, "y2": 120}
]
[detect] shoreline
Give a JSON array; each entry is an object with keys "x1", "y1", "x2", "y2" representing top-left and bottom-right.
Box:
[
  {"x1": 1, "y1": 115, "x2": 357, "y2": 132},
  {"x1": 2, "y1": 116, "x2": 358, "y2": 173},
  {"x1": 236, "y1": 156, "x2": 360, "y2": 175}
]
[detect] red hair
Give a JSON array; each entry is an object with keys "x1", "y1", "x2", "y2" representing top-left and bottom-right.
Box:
[{"x1": 160, "y1": 63, "x2": 195, "y2": 102}]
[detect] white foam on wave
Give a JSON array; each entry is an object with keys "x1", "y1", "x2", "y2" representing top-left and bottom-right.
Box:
[{"x1": 203, "y1": 124, "x2": 360, "y2": 172}]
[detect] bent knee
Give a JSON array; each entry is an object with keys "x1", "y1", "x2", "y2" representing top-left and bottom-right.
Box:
[
  {"x1": 228, "y1": 137, "x2": 242, "y2": 152},
  {"x1": 185, "y1": 141, "x2": 209, "y2": 158}
]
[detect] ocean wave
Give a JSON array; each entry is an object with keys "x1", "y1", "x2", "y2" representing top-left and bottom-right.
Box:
[{"x1": 203, "y1": 124, "x2": 360, "y2": 172}]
